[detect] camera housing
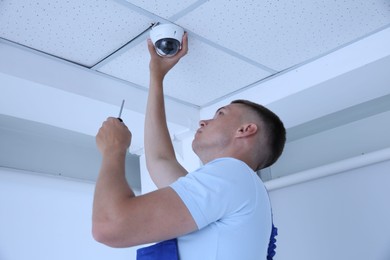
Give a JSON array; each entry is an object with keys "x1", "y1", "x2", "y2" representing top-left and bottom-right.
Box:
[{"x1": 150, "y1": 23, "x2": 184, "y2": 57}]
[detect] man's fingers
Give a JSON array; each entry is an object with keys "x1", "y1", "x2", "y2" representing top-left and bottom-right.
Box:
[
  {"x1": 147, "y1": 38, "x2": 158, "y2": 58},
  {"x1": 180, "y1": 32, "x2": 189, "y2": 55},
  {"x1": 174, "y1": 32, "x2": 188, "y2": 59}
]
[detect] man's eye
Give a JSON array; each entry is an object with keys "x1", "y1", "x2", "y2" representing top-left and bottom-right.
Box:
[{"x1": 214, "y1": 110, "x2": 224, "y2": 119}]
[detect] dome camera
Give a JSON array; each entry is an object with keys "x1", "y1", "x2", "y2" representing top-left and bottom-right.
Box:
[{"x1": 150, "y1": 23, "x2": 184, "y2": 57}]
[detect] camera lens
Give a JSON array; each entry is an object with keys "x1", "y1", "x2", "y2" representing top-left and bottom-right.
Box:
[{"x1": 155, "y1": 38, "x2": 180, "y2": 57}]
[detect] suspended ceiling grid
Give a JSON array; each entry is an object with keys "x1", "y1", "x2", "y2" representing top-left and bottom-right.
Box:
[{"x1": 1, "y1": 0, "x2": 390, "y2": 107}]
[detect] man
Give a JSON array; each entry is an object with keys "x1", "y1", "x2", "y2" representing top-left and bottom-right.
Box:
[{"x1": 93, "y1": 33, "x2": 286, "y2": 260}]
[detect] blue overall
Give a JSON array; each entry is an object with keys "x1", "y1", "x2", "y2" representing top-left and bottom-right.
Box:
[
  {"x1": 136, "y1": 223, "x2": 277, "y2": 260},
  {"x1": 136, "y1": 239, "x2": 179, "y2": 260}
]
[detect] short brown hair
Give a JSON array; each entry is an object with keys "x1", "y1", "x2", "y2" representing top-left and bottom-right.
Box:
[{"x1": 231, "y1": 99, "x2": 286, "y2": 170}]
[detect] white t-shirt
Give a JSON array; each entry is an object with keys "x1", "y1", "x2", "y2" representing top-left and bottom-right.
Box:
[{"x1": 170, "y1": 157, "x2": 272, "y2": 260}]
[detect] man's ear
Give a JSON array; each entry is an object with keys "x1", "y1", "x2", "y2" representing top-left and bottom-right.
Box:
[{"x1": 236, "y1": 123, "x2": 258, "y2": 137}]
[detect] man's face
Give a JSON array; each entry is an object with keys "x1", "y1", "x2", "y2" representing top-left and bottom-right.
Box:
[{"x1": 192, "y1": 103, "x2": 245, "y2": 155}]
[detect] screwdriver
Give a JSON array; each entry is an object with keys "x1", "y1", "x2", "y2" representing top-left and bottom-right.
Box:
[{"x1": 117, "y1": 99, "x2": 125, "y2": 122}]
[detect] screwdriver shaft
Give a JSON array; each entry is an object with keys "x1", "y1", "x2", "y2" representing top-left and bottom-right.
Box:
[{"x1": 118, "y1": 99, "x2": 125, "y2": 119}]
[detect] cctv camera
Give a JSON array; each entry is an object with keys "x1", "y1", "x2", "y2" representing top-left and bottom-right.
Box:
[{"x1": 150, "y1": 23, "x2": 184, "y2": 57}]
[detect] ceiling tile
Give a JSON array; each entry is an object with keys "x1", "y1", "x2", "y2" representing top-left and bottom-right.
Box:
[
  {"x1": 98, "y1": 36, "x2": 271, "y2": 106},
  {"x1": 0, "y1": 0, "x2": 153, "y2": 67},
  {"x1": 126, "y1": 0, "x2": 201, "y2": 19},
  {"x1": 177, "y1": 0, "x2": 390, "y2": 70}
]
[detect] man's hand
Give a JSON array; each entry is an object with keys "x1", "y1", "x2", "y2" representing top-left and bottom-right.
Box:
[
  {"x1": 96, "y1": 117, "x2": 132, "y2": 155},
  {"x1": 147, "y1": 32, "x2": 188, "y2": 81}
]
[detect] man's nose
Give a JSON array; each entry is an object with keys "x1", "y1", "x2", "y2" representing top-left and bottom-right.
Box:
[{"x1": 199, "y1": 119, "x2": 209, "y2": 127}]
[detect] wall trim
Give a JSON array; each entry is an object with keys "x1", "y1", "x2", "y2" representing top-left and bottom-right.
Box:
[{"x1": 265, "y1": 146, "x2": 390, "y2": 191}]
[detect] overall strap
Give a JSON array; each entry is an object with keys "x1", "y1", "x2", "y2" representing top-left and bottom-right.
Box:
[{"x1": 267, "y1": 213, "x2": 278, "y2": 260}]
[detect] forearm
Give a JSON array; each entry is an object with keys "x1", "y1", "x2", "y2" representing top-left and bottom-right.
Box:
[
  {"x1": 145, "y1": 76, "x2": 176, "y2": 161},
  {"x1": 144, "y1": 75, "x2": 187, "y2": 187},
  {"x1": 93, "y1": 150, "x2": 134, "y2": 226}
]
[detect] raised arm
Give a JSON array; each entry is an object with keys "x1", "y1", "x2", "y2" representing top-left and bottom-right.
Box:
[{"x1": 144, "y1": 33, "x2": 189, "y2": 188}]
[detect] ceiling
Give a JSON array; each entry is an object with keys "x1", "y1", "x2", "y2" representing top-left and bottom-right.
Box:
[
  {"x1": 1, "y1": 0, "x2": 389, "y2": 106},
  {"x1": 1, "y1": 0, "x2": 390, "y2": 181}
]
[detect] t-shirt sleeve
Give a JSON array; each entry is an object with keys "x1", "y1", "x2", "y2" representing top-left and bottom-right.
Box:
[{"x1": 170, "y1": 158, "x2": 257, "y2": 230}]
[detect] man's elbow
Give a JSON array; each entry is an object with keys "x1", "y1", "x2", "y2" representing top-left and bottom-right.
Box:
[
  {"x1": 92, "y1": 221, "x2": 133, "y2": 248},
  {"x1": 92, "y1": 221, "x2": 115, "y2": 246}
]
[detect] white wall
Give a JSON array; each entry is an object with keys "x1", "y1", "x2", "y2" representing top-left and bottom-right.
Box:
[
  {"x1": 269, "y1": 159, "x2": 390, "y2": 260},
  {"x1": 1, "y1": 153, "x2": 389, "y2": 260},
  {"x1": 0, "y1": 168, "x2": 139, "y2": 260}
]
